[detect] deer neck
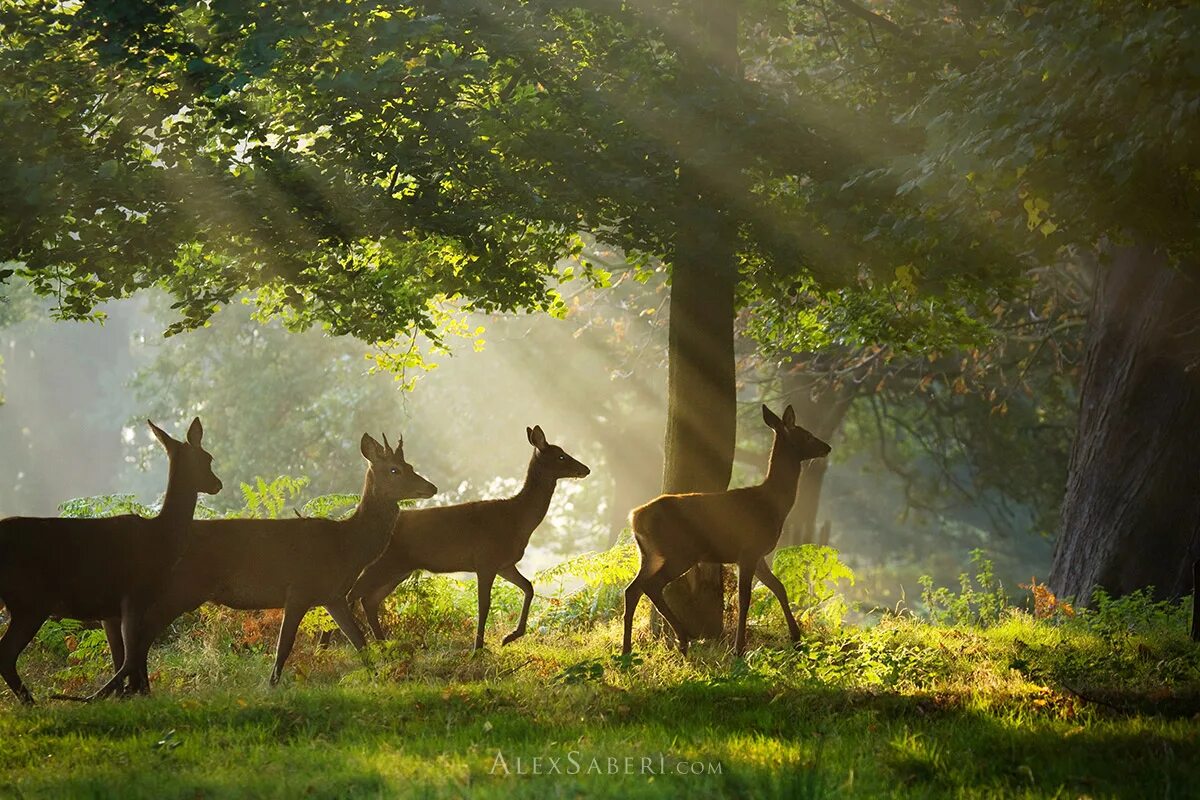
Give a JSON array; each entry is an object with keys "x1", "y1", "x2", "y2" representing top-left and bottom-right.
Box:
[
  {"x1": 157, "y1": 461, "x2": 200, "y2": 536},
  {"x1": 350, "y1": 475, "x2": 402, "y2": 537},
  {"x1": 761, "y1": 436, "x2": 805, "y2": 517},
  {"x1": 513, "y1": 455, "x2": 558, "y2": 535}
]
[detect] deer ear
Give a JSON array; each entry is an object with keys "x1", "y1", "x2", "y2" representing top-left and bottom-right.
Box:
[
  {"x1": 147, "y1": 419, "x2": 177, "y2": 452},
  {"x1": 782, "y1": 405, "x2": 796, "y2": 427},
  {"x1": 186, "y1": 417, "x2": 204, "y2": 446},
  {"x1": 360, "y1": 433, "x2": 386, "y2": 462},
  {"x1": 762, "y1": 405, "x2": 782, "y2": 430},
  {"x1": 527, "y1": 425, "x2": 547, "y2": 450}
]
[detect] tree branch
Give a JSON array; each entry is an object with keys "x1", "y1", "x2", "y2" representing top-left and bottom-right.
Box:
[{"x1": 828, "y1": 0, "x2": 909, "y2": 39}]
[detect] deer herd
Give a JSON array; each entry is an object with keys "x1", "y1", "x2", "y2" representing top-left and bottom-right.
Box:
[{"x1": 0, "y1": 406, "x2": 830, "y2": 704}]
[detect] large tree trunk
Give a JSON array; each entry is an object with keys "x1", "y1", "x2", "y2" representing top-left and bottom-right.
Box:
[
  {"x1": 659, "y1": 0, "x2": 741, "y2": 640},
  {"x1": 602, "y1": 415, "x2": 663, "y2": 547},
  {"x1": 1050, "y1": 246, "x2": 1200, "y2": 604},
  {"x1": 778, "y1": 362, "x2": 854, "y2": 548}
]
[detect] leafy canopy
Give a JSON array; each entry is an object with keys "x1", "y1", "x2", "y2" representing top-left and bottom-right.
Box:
[{"x1": 0, "y1": 0, "x2": 1013, "y2": 348}]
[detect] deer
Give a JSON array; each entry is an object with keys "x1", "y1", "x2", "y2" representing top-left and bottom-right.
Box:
[
  {"x1": 322, "y1": 425, "x2": 590, "y2": 652},
  {"x1": 622, "y1": 404, "x2": 831, "y2": 658},
  {"x1": 92, "y1": 432, "x2": 436, "y2": 697},
  {"x1": 0, "y1": 418, "x2": 222, "y2": 704}
]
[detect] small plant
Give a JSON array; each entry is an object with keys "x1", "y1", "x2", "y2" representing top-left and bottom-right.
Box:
[
  {"x1": 761, "y1": 545, "x2": 856, "y2": 626},
  {"x1": 556, "y1": 657, "x2": 607, "y2": 685},
  {"x1": 919, "y1": 549, "x2": 1008, "y2": 626},
  {"x1": 556, "y1": 654, "x2": 641, "y2": 685},
  {"x1": 535, "y1": 536, "x2": 641, "y2": 630},
  {"x1": 1019, "y1": 577, "x2": 1075, "y2": 620}
]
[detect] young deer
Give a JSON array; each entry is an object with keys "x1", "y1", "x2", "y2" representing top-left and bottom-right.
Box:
[
  {"x1": 329, "y1": 425, "x2": 590, "y2": 652},
  {"x1": 0, "y1": 418, "x2": 221, "y2": 704},
  {"x1": 622, "y1": 405, "x2": 831, "y2": 658},
  {"x1": 95, "y1": 433, "x2": 436, "y2": 696}
]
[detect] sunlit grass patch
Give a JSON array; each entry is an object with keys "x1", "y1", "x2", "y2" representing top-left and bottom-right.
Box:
[{"x1": 3, "y1": 550, "x2": 1199, "y2": 798}]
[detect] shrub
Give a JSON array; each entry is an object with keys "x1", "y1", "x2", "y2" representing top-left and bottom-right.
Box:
[{"x1": 919, "y1": 549, "x2": 1008, "y2": 626}]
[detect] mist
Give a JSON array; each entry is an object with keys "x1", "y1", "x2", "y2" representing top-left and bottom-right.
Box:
[{"x1": 0, "y1": 280, "x2": 1053, "y2": 600}]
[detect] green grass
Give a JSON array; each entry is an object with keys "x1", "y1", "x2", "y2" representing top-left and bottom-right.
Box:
[{"x1": 2, "y1": 601, "x2": 1199, "y2": 800}]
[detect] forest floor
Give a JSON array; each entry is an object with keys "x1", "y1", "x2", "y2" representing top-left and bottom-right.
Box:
[{"x1": 1, "y1": 596, "x2": 1199, "y2": 800}]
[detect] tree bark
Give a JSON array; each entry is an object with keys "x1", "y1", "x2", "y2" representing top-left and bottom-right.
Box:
[
  {"x1": 659, "y1": 0, "x2": 741, "y2": 640},
  {"x1": 1192, "y1": 559, "x2": 1199, "y2": 643},
  {"x1": 602, "y1": 416, "x2": 663, "y2": 547},
  {"x1": 1050, "y1": 246, "x2": 1200, "y2": 604},
  {"x1": 778, "y1": 363, "x2": 854, "y2": 548}
]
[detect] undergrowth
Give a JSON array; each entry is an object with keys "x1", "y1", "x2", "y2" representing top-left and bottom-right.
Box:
[{"x1": 1, "y1": 488, "x2": 1198, "y2": 798}]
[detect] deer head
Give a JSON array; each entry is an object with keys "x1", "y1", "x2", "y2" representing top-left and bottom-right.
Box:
[
  {"x1": 360, "y1": 433, "x2": 438, "y2": 501},
  {"x1": 526, "y1": 425, "x2": 591, "y2": 480},
  {"x1": 762, "y1": 404, "x2": 832, "y2": 461},
  {"x1": 148, "y1": 417, "x2": 223, "y2": 495}
]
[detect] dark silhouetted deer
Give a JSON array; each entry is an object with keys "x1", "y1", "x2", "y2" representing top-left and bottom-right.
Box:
[
  {"x1": 95, "y1": 433, "x2": 436, "y2": 696},
  {"x1": 328, "y1": 425, "x2": 589, "y2": 652},
  {"x1": 622, "y1": 405, "x2": 831, "y2": 657},
  {"x1": 0, "y1": 418, "x2": 221, "y2": 703}
]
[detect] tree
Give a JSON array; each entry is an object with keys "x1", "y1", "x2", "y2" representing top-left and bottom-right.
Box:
[
  {"x1": 1053, "y1": 246, "x2": 1200, "y2": 601},
  {"x1": 890, "y1": 3, "x2": 1200, "y2": 602},
  {"x1": 0, "y1": 0, "x2": 871, "y2": 638},
  {"x1": 10, "y1": 0, "x2": 1195, "y2": 610},
  {"x1": 658, "y1": 0, "x2": 742, "y2": 639},
  {"x1": 737, "y1": 0, "x2": 1200, "y2": 602}
]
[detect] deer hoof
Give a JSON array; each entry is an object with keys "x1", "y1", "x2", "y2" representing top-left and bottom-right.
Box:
[{"x1": 501, "y1": 630, "x2": 524, "y2": 646}]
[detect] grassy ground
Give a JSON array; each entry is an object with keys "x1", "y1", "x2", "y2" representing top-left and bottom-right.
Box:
[{"x1": 2, "y1": 591, "x2": 1199, "y2": 800}]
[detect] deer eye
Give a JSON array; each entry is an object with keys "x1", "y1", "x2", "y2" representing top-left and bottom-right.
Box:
[
  {"x1": 390, "y1": 467, "x2": 399, "y2": 474},
  {"x1": 558, "y1": 454, "x2": 566, "y2": 461}
]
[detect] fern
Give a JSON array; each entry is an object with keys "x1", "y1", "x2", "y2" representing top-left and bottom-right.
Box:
[
  {"x1": 300, "y1": 493, "x2": 361, "y2": 520},
  {"x1": 58, "y1": 494, "x2": 155, "y2": 518},
  {"x1": 238, "y1": 475, "x2": 310, "y2": 519}
]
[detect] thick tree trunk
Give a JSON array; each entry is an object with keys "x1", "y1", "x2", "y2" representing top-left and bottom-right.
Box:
[
  {"x1": 1050, "y1": 246, "x2": 1200, "y2": 604},
  {"x1": 659, "y1": 0, "x2": 741, "y2": 640},
  {"x1": 1192, "y1": 560, "x2": 1199, "y2": 643},
  {"x1": 781, "y1": 460, "x2": 830, "y2": 547},
  {"x1": 603, "y1": 418, "x2": 663, "y2": 547},
  {"x1": 778, "y1": 363, "x2": 853, "y2": 548}
]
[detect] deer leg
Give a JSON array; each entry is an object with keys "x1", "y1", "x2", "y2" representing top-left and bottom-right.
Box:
[
  {"x1": 641, "y1": 562, "x2": 693, "y2": 656},
  {"x1": 90, "y1": 605, "x2": 144, "y2": 700},
  {"x1": 756, "y1": 558, "x2": 802, "y2": 643},
  {"x1": 324, "y1": 598, "x2": 367, "y2": 651},
  {"x1": 270, "y1": 600, "x2": 308, "y2": 686},
  {"x1": 129, "y1": 645, "x2": 153, "y2": 696},
  {"x1": 735, "y1": 558, "x2": 757, "y2": 657},
  {"x1": 622, "y1": 554, "x2": 666, "y2": 655},
  {"x1": 95, "y1": 601, "x2": 176, "y2": 700},
  {"x1": 362, "y1": 574, "x2": 408, "y2": 642},
  {"x1": 0, "y1": 610, "x2": 47, "y2": 704},
  {"x1": 102, "y1": 617, "x2": 124, "y2": 673},
  {"x1": 116, "y1": 604, "x2": 150, "y2": 696},
  {"x1": 474, "y1": 571, "x2": 496, "y2": 652},
  {"x1": 622, "y1": 579, "x2": 643, "y2": 656},
  {"x1": 499, "y1": 566, "x2": 534, "y2": 646},
  {"x1": 361, "y1": 594, "x2": 387, "y2": 642},
  {"x1": 128, "y1": 606, "x2": 173, "y2": 695}
]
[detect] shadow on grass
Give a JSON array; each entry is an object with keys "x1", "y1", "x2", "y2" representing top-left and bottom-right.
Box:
[{"x1": 2, "y1": 680, "x2": 1196, "y2": 799}]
